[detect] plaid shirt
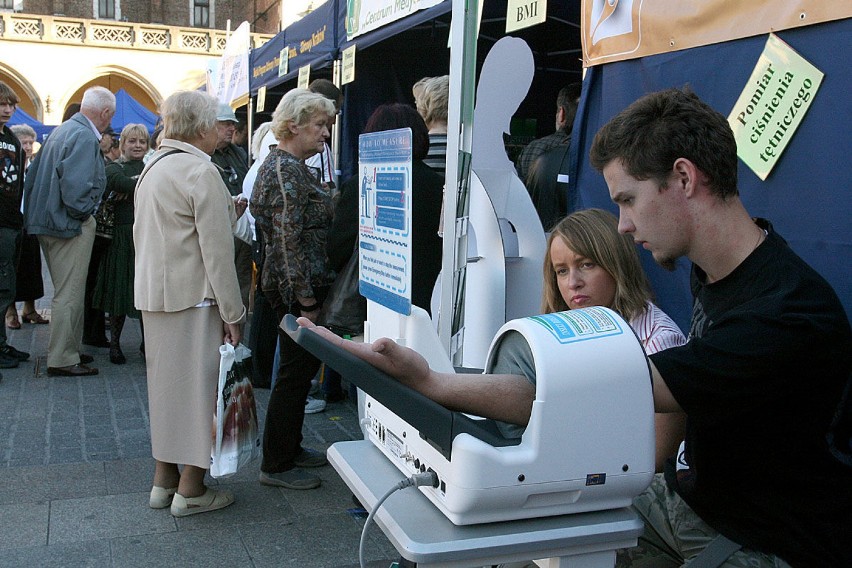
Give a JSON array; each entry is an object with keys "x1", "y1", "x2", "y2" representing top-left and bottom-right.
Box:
[{"x1": 514, "y1": 130, "x2": 570, "y2": 183}]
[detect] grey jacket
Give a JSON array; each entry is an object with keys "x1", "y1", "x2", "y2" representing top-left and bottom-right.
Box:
[{"x1": 23, "y1": 113, "x2": 106, "y2": 238}]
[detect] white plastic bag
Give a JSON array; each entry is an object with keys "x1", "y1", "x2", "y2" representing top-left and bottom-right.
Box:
[{"x1": 210, "y1": 343, "x2": 261, "y2": 478}]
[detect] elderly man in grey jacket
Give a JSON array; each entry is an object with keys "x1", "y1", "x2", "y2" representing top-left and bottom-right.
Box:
[{"x1": 23, "y1": 86, "x2": 115, "y2": 376}]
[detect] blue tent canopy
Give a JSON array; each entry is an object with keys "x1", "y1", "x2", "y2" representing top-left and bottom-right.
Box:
[
  {"x1": 568, "y1": 18, "x2": 852, "y2": 329},
  {"x1": 8, "y1": 107, "x2": 55, "y2": 142},
  {"x1": 111, "y1": 89, "x2": 158, "y2": 135},
  {"x1": 250, "y1": 0, "x2": 344, "y2": 94}
]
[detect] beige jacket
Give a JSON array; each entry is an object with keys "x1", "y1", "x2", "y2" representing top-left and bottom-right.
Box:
[{"x1": 134, "y1": 139, "x2": 245, "y2": 324}]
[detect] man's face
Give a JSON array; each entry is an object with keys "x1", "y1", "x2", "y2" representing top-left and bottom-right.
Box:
[
  {"x1": 0, "y1": 100, "x2": 15, "y2": 127},
  {"x1": 93, "y1": 107, "x2": 115, "y2": 134},
  {"x1": 605, "y1": 160, "x2": 689, "y2": 271},
  {"x1": 216, "y1": 120, "x2": 236, "y2": 149}
]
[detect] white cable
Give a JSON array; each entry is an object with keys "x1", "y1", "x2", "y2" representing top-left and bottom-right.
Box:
[{"x1": 358, "y1": 471, "x2": 438, "y2": 568}]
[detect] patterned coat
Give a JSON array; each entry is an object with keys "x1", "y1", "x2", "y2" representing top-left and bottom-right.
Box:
[{"x1": 250, "y1": 148, "x2": 335, "y2": 305}]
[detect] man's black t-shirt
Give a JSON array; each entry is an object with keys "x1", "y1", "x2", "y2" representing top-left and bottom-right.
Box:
[
  {"x1": 0, "y1": 125, "x2": 24, "y2": 230},
  {"x1": 650, "y1": 220, "x2": 852, "y2": 567}
]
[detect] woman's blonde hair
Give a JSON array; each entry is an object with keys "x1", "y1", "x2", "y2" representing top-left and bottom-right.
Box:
[
  {"x1": 160, "y1": 91, "x2": 218, "y2": 141},
  {"x1": 270, "y1": 89, "x2": 335, "y2": 141},
  {"x1": 542, "y1": 208, "x2": 653, "y2": 321},
  {"x1": 118, "y1": 123, "x2": 150, "y2": 159},
  {"x1": 413, "y1": 75, "x2": 449, "y2": 128}
]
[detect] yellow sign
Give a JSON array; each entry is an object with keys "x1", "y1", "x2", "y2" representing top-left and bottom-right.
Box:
[
  {"x1": 506, "y1": 0, "x2": 547, "y2": 33},
  {"x1": 728, "y1": 34, "x2": 823, "y2": 181},
  {"x1": 342, "y1": 45, "x2": 357, "y2": 85},
  {"x1": 298, "y1": 65, "x2": 310, "y2": 89}
]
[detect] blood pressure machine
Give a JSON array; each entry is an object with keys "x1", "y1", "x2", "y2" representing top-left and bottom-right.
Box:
[{"x1": 284, "y1": 306, "x2": 654, "y2": 526}]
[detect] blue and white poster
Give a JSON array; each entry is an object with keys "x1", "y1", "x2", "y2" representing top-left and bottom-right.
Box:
[{"x1": 358, "y1": 128, "x2": 413, "y2": 315}]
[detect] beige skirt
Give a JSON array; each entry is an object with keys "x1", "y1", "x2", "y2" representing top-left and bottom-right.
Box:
[{"x1": 143, "y1": 307, "x2": 222, "y2": 469}]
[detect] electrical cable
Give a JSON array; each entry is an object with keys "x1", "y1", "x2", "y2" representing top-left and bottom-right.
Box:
[{"x1": 358, "y1": 470, "x2": 438, "y2": 568}]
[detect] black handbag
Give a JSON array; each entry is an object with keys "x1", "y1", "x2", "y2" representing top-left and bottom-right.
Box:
[
  {"x1": 94, "y1": 191, "x2": 117, "y2": 239},
  {"x1": 320, "y1": 246, "x2": 366, "y2": 337}
]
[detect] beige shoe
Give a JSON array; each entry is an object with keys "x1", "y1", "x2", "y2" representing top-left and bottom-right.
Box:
[
  {"x1": 149, "y1": 486, "x2": 177, "y2": 509},
  {"x1": 170, "y1": 488, "x2": 235, "y2": 517}
]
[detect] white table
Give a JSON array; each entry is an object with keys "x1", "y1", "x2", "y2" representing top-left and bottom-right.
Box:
[{"x1": 329, "y1": 440, "x2": 644, "y2": 567}]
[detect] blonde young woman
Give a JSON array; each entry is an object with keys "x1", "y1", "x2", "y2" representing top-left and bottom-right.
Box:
[{"x1": 541, "y1": 209, "x2": 686, "y2": 469}]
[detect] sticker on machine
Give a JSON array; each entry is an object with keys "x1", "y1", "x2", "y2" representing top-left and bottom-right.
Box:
[{"x1": 529, "y1": 307, "x2": 625, "y2": 344}]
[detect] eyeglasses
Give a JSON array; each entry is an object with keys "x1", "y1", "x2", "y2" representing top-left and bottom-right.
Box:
[{"x1": 223, "y1": 166, "x2": 239, "y2": 184}]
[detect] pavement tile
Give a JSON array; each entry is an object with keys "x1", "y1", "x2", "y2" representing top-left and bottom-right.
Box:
[
  {"x1": 240, "y1": 513, "x2": 394, "y2": 568},
  {"x1": 48, "y1": 492, "x2": 177, "y2": 544},
  {"x1": 0, "y1": 540, "x2": 112, "y2": 568},
  {"x1": 0, "y1": 501, "x2": 49, "y2": 550},
  {"x1": 0, "y1": 462, "x2": 107, "y2": 505},
  {"x1": 110, "y1": 527, "x2": 253, "y2": 568}
]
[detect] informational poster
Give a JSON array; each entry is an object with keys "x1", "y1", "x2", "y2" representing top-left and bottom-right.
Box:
[
  {"x1": 341, "y1": 45, "x2": 357, "y2": 85},
  {"x1": 728, "y1": 34, "x2": 823, "y2": 181},
  {"x1": 358, "y1": 128, "x2": 414, "y2": 315},
  {"x1": 298, "y1": 65, "x2": 310, "y2": 89},
  {"x1": 506, "y1": 0, "x2": 546, "y2": 33}
]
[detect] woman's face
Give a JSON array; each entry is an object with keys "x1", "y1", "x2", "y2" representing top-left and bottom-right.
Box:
[
  {"x1": 122, "y1": 133, "x2": 149, "y2": 161},
  {"x1": 291, "y1": 112, "x2": 330, "y2": 159},
  {"x1": 18, "y1": 135, "x2": 34, "y2": 159},
  {"x1": 549, "y1": 236, "x2": 617, "y2": 311}
]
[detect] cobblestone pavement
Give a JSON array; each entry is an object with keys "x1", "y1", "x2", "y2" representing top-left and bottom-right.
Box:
[{"x1": 0, "y1": 298, "x2": 399, "y2": 567}]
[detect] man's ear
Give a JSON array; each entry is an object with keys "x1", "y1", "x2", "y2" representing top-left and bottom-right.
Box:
[
  {"x1": 672, "y1": 158, "x2": 703, "y2": 198},
  {"x1": 555, "y1": 107, "x2": 565, "y2": 129}
]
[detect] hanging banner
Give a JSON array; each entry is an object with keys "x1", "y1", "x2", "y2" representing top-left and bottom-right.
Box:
[
  {"x1": 582, "y1": 0, "x2": 852, "y2": 67},
  {"x1": 358, "y1": 128, "x2": 414, "y2": 316},
  {"x1": 217, "y1": 21, "x2": 251, "y2": 107},
  {"x1": 346, "y1": 0, "x2": 443, "y2": 40},
  {"x1": 728, "y1": 34, "x2": 823, "y2": 181}
]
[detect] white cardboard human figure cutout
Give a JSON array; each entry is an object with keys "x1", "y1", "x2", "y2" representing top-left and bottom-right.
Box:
[
  {"x1": 463, "y1": 36, "x2": 546, "y2": 369},
  {"x1": 364, "y1": 36, "x2": 545, "y2": 375}
]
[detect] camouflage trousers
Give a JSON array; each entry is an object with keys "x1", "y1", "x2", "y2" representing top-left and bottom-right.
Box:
[{"x1": 616, "y1": 474, "x2": 791, "y2": 568}]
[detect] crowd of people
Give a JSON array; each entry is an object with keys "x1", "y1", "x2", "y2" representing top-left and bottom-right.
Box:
[{"x1": 2, "y1": 75, "x2": 850, "y2": 567}]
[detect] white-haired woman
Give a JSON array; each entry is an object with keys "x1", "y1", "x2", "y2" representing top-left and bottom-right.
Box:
[
  {"x1": 250, "y1": 88, "x2": 336, "y2": 491},
  {"x1": 134, "y1": 91, "x2": 245, "y2": 517}
]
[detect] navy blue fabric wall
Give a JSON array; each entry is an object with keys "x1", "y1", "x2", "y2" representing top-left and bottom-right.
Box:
[{"x1": 569, "y1": 18, "x2": 852, "y2": 330}]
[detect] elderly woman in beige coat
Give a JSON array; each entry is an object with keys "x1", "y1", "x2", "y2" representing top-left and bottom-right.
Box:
[{"x1": 134, "y1": 91, "x2": 246, "y2": 517}]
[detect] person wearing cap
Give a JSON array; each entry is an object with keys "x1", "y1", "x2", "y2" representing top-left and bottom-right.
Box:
[
  {"x1": 99, "y1": 126, "x2": 120, "y2": 162},
  {"x1": 210, "y1": 103, "x2": 253, "y2": 326}
]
